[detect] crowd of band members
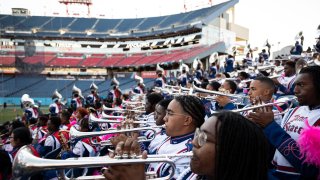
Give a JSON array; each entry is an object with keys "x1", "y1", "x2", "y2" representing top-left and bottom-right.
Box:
[{"x1": 1, "y1": 49, "x2": 320, "y2": 180}]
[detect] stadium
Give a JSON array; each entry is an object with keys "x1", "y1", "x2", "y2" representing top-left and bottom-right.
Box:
[
  {"x1": 0, "y1": 0, "x2": 248, "y2": 109},
  {"x1": 1, "y1": 0, "x2": 320, "y2": 179}
]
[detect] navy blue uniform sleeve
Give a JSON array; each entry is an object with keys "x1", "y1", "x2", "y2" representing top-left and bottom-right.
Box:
[
  {"x1": 278, "y1": 84, "x2": 295, "y2": 95},
  {"x1": 263, "y1": 121, "x2": 318, "y2": 177},
  {"x1": 223, "y1": 102, "x2": 236, "y2": 110}
]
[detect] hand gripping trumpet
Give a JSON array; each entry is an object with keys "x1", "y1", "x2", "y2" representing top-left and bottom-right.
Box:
[{"x1": 13, "y1": 145, "x2": 193, "y2": 179}]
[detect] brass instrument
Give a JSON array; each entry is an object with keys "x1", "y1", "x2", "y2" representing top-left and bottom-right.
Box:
[
  {"x1": 70, "y1": 126, "x2": 158, "y2": 146},
  {"x1": 192, "y1": 84, "x2": 245, "y2": 99},
  {"x1": 103, "y1": 105, "x2": 146, "y2": 114},
  {"x1": 13, "y1": 145, "x2": 185, "y2": 179},
  {"x1": 90, "y1": 114, "x2": 156, "y2": 125},
  {"x1": 56, "y1": 130, "x2": 70, "y2": 159},
  {"x1": 101, "y1": 112, "x2": 149, "y2": 121}
]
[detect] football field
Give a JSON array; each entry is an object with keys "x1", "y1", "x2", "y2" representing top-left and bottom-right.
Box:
[{"x1": 0, "y1": 107, "x2": 49, "y2": 124}]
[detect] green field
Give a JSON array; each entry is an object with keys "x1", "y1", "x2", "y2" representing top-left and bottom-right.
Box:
[{"x1": 0, "y1": 107, "x2": 49, "y2": 124}]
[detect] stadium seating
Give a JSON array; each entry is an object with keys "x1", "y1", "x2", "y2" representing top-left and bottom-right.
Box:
[
  {"x1": 0, "y1": 56, "x2": 16, "y2": 66},
  {"x1": 98, "y1": 55, "x2": 125, "y2": 67},
  {"x1": 0, "y1": 0, "x2": 236, "y2": 38}
]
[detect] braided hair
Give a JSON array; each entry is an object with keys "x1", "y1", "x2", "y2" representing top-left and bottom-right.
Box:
[
  {"x1": 174, "y1": 95, "x2": 205, "y2": 128},
  {"x1": 213, "y1": 111, "x2": 268, "y2": 180}
]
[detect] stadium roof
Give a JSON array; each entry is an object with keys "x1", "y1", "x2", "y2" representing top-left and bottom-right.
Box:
[{"x1": 0, "y1": 0, "x2": 238, "y2": 40}]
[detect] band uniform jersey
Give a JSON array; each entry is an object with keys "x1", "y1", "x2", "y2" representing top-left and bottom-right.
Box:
[
  {"x1": 273, "y1": 106, "x2": 320, "y2": 175},
  {"x1": 276, "y1": 74, "x2": 296, "y2": 95},
  {"x1": 148, "y1": 128, "x2": 167, "y2": 154},
  {"x1": 49, "y1": 102, "x2": 63, "y2": 115},
  {"x1": 155, "y1": 77, "x2": 164, "y2": 88},
  {"x1": 71, "y1": 97, "x2": 83, "y2": 110},
  {"x1": 44, "y1": 132, "x2": 61, "y2": 153},
  {"x1": 24, "y1": 107, "x2": 39, "y2": 122},
  {"x1": 148, "y1": 132, "x2": 194, "y2": 179}
]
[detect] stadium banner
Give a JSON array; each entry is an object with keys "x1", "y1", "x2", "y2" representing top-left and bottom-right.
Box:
[
  {"x1": 141, "y1": 71, "x2": 166, "y2": 78},
  {"x1": 114, "y1": 72, "x2": 134, "y2": 78}
]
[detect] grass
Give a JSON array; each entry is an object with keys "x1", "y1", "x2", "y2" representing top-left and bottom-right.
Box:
[{"x1": 0, "y1": 107, "x2": 49, "y2": 124}]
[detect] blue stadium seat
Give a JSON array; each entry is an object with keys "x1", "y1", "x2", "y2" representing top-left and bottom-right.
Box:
[
  {"x1": 41, "y1": 17, "x2": 74, "y2": 31},
  {"x1": 115, "y1": 18, "x2": 143, "y2": 32},
  {"x1": 68, "y1": 18, "x2": 97, "y2": 32}
]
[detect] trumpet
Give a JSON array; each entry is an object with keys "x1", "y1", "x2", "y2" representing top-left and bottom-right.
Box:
[
  {"x1": 90, "y1": 114, "x2": 156, "y2": 125},
  {"x1": 257, "y1": 65, "x2": 275, "y2": 71},
  {"x1": 101, "y1": 111, "x2": 149, "y2": 121},
  {"x1": 93, "y1": 135, "x2": 159, "y2": 147},
  {"x1": 192, "y1": 84, "x2": 244, "y2": 99},
  {"x1": 269, "y1": 74, "x2": 282, "y2": 79},
  {"x1": 227, "y1": 101, "x2": 291, "y2": 115},
  {"x1": 13, "y1": 145, "x2": 186, "y2": 179},
  {"x1": 103, "y1": 105, "x2": 146, "y2": 114},
  {"x1": 212, "y1": 96, "x2": 296, "y2": 116},
  {"x1": 70, "y1": 126, "x2": 158, "y2": 141}
]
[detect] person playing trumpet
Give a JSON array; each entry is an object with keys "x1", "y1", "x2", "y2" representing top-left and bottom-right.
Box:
[
  {"x1": 248, "y1": 66, "x2": 320, "y2": 179},
  {"x1": 273, "y1": 61, "x2": 296, "y2": 98},
  {"x1": 246, "y1": 76, "x2": 283, "y2": 125},
  {"x1": 102, "y1": 111, "x2": 269, "y2": 180}
]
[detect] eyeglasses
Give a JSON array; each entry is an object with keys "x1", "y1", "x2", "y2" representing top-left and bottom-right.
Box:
[
  {"x1": 165, "y1": 110, "x2": 189, "y2": 117},
  {"x1": 194, "y1": 128, "x2": 207, "y2": 147}
]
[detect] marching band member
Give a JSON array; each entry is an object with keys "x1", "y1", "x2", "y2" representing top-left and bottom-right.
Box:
[
  {"x1": 134, "y1": 74, "x2": 145, "y2": 94},
  {"x1": 214, "y1": 80, "x2": 237, "y2": 110},
  {"x1": 39, "y1": 116, "x2": 62, "y2": 158},
  {"x1": 103, "y1": 111, "x2": 269, "y2": 180},
  {"x1": 86, "y1": 82, "x2": 100, "y2": 108},
  {"x1": 62, "y1": 117, "x2": 96, "y2": 177},
  {"x1": 49, "y1": 89, "x2": 63, "y2": 117},
  {"x1": 74, "y1": 107, "x2": 89, "y2": 130},
  {"x1": 273, "y1": 61, "x2": 297, "y2": 98},
  {"x1": 154, "y1": 73, "x2": 164, "y2": 88},
  {"x1": 149, "y1": 95, "x2": 205, "y2": 179},
  {"x1": 148, "y1": 98, "x2": 172, "y2": 154},
  {"x1": 31, "y1": 115, "x2": 48, "y2": 145},
  {"x1": 141, "y1": 93, "x2": 163, "y2": 144},
  {"x1": 246, "y1": 76, "x2": 282, "y2": 125},
  {"x1": 248, "y1": 66, "x2": 320, "y2": 179},
  {"x1": 9, "y1": 127, "x2": 34, "y2": 160},
  {"x1": 70, "y1": 85, "x2": 84, "y2": 112},
  {"x1": 178, "y1": 69, "x2": 188, "y2": 87},
  {"x1": 59, "y1": 110, "x2": 72, "y2": 130},
  {"x1": 224, "y1": 55, "x2": 234, "y2": 73},
  {"x1": 21, "y1": 94, "x2": 39, "y2": 124},
  {"x1": 208, "y1": 62, "x2": 217, "y2": 79}
]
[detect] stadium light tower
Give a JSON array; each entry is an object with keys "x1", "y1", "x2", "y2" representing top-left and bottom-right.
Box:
[{"x1": 59, "y1": 0, "x2": 92, "y2": 17}]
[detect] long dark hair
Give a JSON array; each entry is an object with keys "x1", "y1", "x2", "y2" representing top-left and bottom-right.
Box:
[{"x1": 213, "y1": 111, "x2": 268, "y2": 180}]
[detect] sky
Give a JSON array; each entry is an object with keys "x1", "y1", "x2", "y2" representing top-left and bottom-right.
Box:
[{"x1": 0, "y1": 0, "x2": 319, "y2": 51}]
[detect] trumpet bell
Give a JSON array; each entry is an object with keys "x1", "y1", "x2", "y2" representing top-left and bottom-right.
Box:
[{"x1": 13, "y1": 145, "x2": 178, "y2": 179}]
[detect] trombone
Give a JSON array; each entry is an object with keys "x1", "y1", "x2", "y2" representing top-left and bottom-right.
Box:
[{"x1": 13, "y1": 145, "x2": 188, "y2": 179}]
